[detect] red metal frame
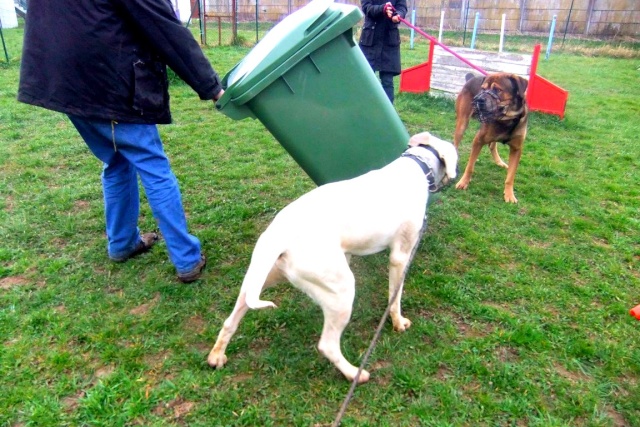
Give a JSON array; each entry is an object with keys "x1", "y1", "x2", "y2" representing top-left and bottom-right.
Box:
[
  {"x1": 527, "y1": 44, "x2": 569, "y2": 119},
  {"x1": 399, "y1": 40, "x2": 434, "y2": 93}
]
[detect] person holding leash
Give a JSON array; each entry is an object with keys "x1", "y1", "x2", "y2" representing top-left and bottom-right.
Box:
[
  {"x1": 18, "y1": 0, "x2": 224, "y2": 283},
  {"x1": 358, "y1": 0, "x2": 407, "y2": 104}
]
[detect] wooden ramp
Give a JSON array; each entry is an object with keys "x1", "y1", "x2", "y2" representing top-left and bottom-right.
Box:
[{"x1": 430, "y1": 47, "x2": 531, "y2": 96}]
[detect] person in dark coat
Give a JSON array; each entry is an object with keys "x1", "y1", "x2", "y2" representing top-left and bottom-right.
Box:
[
  {"x1": 18, "y1": 0, "x2": 225, "y2": 283},
  {"x1": 358, "y1": 0, "x2": 407, "y2": 104}
]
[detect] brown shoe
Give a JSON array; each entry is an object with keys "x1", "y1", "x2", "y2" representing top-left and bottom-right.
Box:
[
  {"x1": 111, "y1": 232, "x2": 159, "y2": 262},
  {"x1": 177, "y1": 254, "x2": 206, "y2": 283}
]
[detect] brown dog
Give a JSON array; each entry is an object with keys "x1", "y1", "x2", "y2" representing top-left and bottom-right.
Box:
[{"x1": 453, "y1": 72, "x2": 529, "y2": 203}]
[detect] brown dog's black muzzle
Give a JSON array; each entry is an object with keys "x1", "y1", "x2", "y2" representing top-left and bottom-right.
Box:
[{"x1": 472, "y1": 89, "x2": 503, "y2": 123}]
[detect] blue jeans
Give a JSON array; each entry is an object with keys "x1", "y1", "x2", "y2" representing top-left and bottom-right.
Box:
[{"x1": 68, "y1": 116, "x2": 202, "y2": 274}]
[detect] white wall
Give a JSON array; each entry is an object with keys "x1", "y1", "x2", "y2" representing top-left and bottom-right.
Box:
[
  {"x1": 171, "y1": 0, "x2": 193, "y2": 22},
  {"x1": 0, "y1": 0, "x2": 18, "y2": 29}
]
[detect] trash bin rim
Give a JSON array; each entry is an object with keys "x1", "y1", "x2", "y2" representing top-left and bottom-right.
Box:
[{"x1": 217, "y1": 1, "x2": 362, "y2": 109}]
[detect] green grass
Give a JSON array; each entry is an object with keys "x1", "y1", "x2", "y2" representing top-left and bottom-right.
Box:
[{"x1": 1, "y1": 21, "x2": 639, "y2": 427}]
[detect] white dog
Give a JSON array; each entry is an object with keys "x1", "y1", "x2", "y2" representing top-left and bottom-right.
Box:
[{"x1": 207, "y1": 132, "x2": 458, "y2": 383}]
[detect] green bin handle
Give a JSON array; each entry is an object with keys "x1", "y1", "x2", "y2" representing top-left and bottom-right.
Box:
[{"x1": 216, "y1": 0, "x2": 353, "y2": 120}]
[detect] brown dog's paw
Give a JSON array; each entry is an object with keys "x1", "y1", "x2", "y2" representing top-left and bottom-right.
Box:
[
  {"x1": 504, "y1": 190, "x2": 518, "y2": 203},
  {"x1": 455, "y1": 178, "x2": 470, "y2": 190}
]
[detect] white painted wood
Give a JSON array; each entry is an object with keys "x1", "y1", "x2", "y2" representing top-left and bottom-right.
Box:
[{"x1": 429, "y1": 47, "x2": 532, "y2": 96}]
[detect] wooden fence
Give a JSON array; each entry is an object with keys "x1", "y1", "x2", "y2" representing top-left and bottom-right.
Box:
[{"x1": 200, "y1": 0, "x2": 640, "y2": 38}]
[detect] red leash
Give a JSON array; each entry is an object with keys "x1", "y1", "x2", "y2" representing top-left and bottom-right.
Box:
[{"x1": 386, "y1": 4, "x2": 488, "y2": 76}]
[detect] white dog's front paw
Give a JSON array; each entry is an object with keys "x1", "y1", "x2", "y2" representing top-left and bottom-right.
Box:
[
  {"x1": 207, "y1": 351, "x2": 228, "y2": 369},
  {"x1": 392, "y1": 316, "x2": 412, "y2": 332},
  {"x1": 345, "y1": 368, "x2": 370, "y2": 384}
]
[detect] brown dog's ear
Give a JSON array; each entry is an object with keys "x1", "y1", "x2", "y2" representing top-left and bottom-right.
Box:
[
  {"x1": 513, "y1": 75, "x2": 529, "y2": 97},
  {"x1": 408, "y1": 132, "x2": 431, "y2": 147}
]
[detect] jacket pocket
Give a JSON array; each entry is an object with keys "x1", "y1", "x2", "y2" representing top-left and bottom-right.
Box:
[
  {"x1": 132, "y1": 60, "x2": 165, "y2": 114},
  {"x1": 386, "y1": 27, "x2": 401, "y2": 47},
  {"x1": 359, "y1": 27, "x2": 375, "y2": 47}
]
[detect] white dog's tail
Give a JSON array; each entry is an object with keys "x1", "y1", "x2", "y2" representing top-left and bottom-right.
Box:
[{"x1": 240, "y1": 231, "x2": 285, "y2": 310}]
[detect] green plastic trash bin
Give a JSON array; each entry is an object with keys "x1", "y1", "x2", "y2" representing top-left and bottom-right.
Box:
[{"x1": 216, "y1": 0, "x2": 409, "y2": 185}]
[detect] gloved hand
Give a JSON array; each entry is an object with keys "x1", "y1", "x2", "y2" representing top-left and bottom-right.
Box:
[{"x1": 384, "y1": 2, "x2": 399, "y2": 22}]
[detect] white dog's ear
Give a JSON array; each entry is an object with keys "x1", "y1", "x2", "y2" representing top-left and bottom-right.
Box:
[
  {"x1": 408, "y1": 132, "x2": 431, "y2": 147},
  {"x1": 440, "y1": 144, "x2": 459, "y2": 180},
  {"x1": 427, "y1": 135, "x2": 458, "y2": 180}
]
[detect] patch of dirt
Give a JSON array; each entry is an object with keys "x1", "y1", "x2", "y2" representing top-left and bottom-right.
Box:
[
  {"x1": 94, "y1": 365, "x2": 115, "y2": 380},
  {"x1": 248, "y1": 336, "x2": 271, "y2": 352},
  {"x1": 50, "y1": 238, "x2": 68, "y2": 250},
  {"x1": 228, "y1": 372, "x2": 253, "y2": 383},
  {"x1": 61, "y1": 391, "x2": 86, "y2": 412},
  {"x1": 0, "y1": 276, "x2": 29, "y2": 290},
  {"x1": 370, "y1": 360, "x2": 392, "y2": 371},
  {"x1": 153, "y1": 398, "x2": 195, "y2": 420},
  {"x1": 171, "y1": 400, "x2": 195, "y2": 419},
  {"x1": 184, "y1": 315, "x2": 206, "y2": 334},
  {"x1": 495, "y1": 346, "x2": 519, "y2": 362},
  {"x1": 553, "y1": 363, "x2": 591, "y2": 384},
  {"x1": 129, "y1": 293, "x2": 161, "y2": 315},
  {"x1": 483, "y1": 301, "x2": 515, "y2": 316},
  {"x1": 435, "y1": 364, "x2": 451, "y2": 381},
  {"x1": 452, "y1": 313, "x2": 494, "y2": 339},
  {"x1": 607, "y1": 407, "x2": 629, "y2": 427},
  {"x1": 3, "y1": 195, "x2": 15, "y2": 212},
  {"x1": 73, "y1": 200, "x2": 91, "y2": 213}
]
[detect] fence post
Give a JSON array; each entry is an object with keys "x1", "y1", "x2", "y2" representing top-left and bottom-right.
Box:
[
  {"x1": 519, "y1": 0, "x2": 526, "y2": 33},
  {"x1": 198, "y1": 0, "x2": 205, "y2": 45},
  {"x1": 410, "y1": 8, "x2": 416, "y2": 49},
  {"x1": 462, "y1": 0, "x2": 470, "y2": 45},
  {"x1": 562, "y1": 0, "x2": 575, "y2": 47},
  {"x1": 233, "y1": 0, "x2": 239, "y2": 44},
  {"x1": 585, "y1": 0, "x2": 596, "y2": 36},
  {"x1": 470, "y1": 12, "x2": 480, "y2": 50},
  {"x1": 1, "y1": 21, "x2": 9, "y2": 63},
  {"x1": 546, "y1": 15, "x2": 557, "y2": 59},
  {"x1": 499, "y1": 14, "x2": 506, "y2": 53}
]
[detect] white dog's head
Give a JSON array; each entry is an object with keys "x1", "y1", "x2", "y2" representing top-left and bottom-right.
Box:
[{"x1": 407, "y1": 132, "x2": 458, "y2": 187}]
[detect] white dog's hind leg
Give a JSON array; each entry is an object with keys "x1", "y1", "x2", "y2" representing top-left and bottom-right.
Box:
[
  {"x1": 207, "y1": 292, "x2": 250, "y2": 368},
  {"x1": 291, "y1": 253, "x2": 369, "y2": 383},
  {"x1": 208, "y1": 264, "x2": 286, "y2": 369},
  {"x1": 318, "y1": 284, "x2": 370, "y2": 383}
]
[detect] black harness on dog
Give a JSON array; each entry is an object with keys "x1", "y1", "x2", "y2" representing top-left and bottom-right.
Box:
[{"x1": 401, "y1": 144, "x2": 443, "y2": 193}]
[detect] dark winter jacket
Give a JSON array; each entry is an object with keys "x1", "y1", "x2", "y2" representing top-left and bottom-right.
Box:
[
  {"x1": 18, "y1": 0, "x2": 223, "y2": 124},
  {"x1": 358, "y1": 0, "x2": 407, "y2": 75}
]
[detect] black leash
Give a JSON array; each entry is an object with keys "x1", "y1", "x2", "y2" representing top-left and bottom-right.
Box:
[{"x1": 331, "y1": 216, "x2": 428, "y2": 426}]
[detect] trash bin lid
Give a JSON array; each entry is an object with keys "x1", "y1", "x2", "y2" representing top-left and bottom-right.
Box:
[{"x1": 217, "y1": 0, "x2": 362, "y2": 110}]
